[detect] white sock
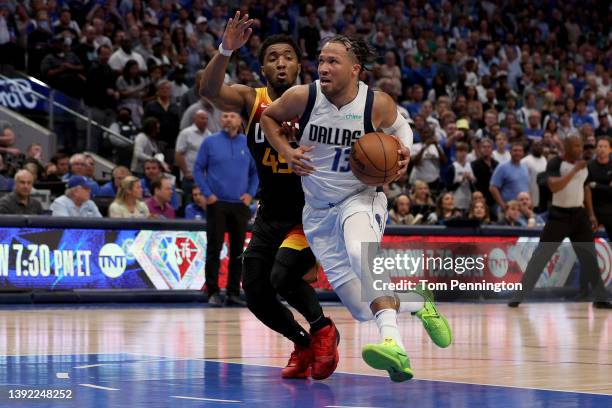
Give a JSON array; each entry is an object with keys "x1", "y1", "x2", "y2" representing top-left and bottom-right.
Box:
[
  {"x1": 374, "y1": 309, "x2": 405, "y2": 350},
  {"x1": 398, "y1": 291, "x2": 425, "y2": 314}
]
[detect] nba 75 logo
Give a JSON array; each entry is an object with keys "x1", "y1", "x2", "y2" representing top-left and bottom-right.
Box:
[
  {"x1": 159, "y1": 236, "x2": 199, "y2": 281},
  {"x1": 131, "y1": 231, "x2": 207, "y2": 289}
]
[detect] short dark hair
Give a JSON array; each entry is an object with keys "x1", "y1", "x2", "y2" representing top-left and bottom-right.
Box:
[
  {"x1": 323, "y1": 35, "x2": 376, "y2": 73},
  {"x1": 258, "y1": 35, "x2": 302, "y2": 65},
  {"x1": 150, "y1": 175, "x2": 170, "y2": 195},
  {"x1": 51, "y1": 152, "x2": 69, "y2": 164},
  {"x1": 97, "y1": 44, "x2": 112, "y2": 55},
  {"x1": 142, "y1": 117, "x2": 159, "y2": 135}
]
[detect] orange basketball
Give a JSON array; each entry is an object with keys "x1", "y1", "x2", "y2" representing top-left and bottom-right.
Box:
[{"x1": 349, "y1": 132, "x2": 401, "y2": 186}]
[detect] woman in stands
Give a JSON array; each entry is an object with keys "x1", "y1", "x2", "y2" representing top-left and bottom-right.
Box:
[{"x1": 109, "y1": 176, "x2": 150, "y2": 219}]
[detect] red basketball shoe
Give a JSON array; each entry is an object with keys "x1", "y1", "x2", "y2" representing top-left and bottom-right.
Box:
[
  {"x1": 309, "y1": 319, "x2": 339, "y2": 380},
  {"x1": 281, "y1": 344, "x2": 312, "y2": 379}
]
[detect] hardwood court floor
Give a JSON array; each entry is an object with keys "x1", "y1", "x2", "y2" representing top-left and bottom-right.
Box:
[{"x1": 0, "y1": 302, "x2": 610, "y2": 397}]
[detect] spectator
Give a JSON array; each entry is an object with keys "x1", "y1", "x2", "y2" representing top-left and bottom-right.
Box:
[
  {"x1": 468, "y1": 200, "x2": 491, "y2": 225},
  {"x1": 194, "y1": 16, "x2": 215, "y2": 54},
  {"x1": 184, "y1": 185, "x2": 207, "y2": 220},
  {"x1": 447, "y1": 142, "x2": 475, "y2": 211},
  {"x1": 175, "y1": 109, "x2": 210, "y2": 197},
  {"x1": 25, "y1": 143, "x2": 45, "y2": 179},
  {"x1": 109, "y1": 176, "x2": 149, "y2": 219},
  {"x1": 429, "y1": 192, "x2": 462, "y2": 225},
  {"x1": 471, "y1": 138, "x2": 499, "y2": 212},
  {"x1": 587, "y1": 137, "x2": 612, "y2": 238},
  {"x1": 0, "y1": 122, "x2": 24, "y2": 170},
  {"x1": 116, "y1": 59, "x2": 148, "y2": 127},
  {"x1": 194, "y1": 111, "x2": 258, "y2": 307},
  {"x1": 131, "y1": 117, "x2": 166, "y2": 175},
  {"x1": 180, "y1": 97, "x2": 222, "y2": 133},
  {"x1": 595, "y1": 113, "x2": 612, "y2": 138},
  {"x1": 84, "y1": 154, "x2": 96, "y2": 180},
  {"x1": 75, "y1": 25, "x2": 98, "y2": 71},
  {"x1": 107, "y1": 107, "x2": 139, "y2": 166},
  {"x1": 409, "y1": 125, "x2": 447, "y2": 193},
  {"x1": 144, "y1": 79, "x2": 181, "y2": 150},
  {"x1": 50, "y1": 176, "x2": 102, "y2": 217},
  {"x1": 389, "y1": 194, "x2": 420, "y2": 225},
  {"x1": 53, "y1": 9, "x2": 80, "y2": 40},
  {"x1": 140, "y1": 158, "x2": 179, "y2": 209},
  {"x1": 410, "y1": 180, "x2": 435, "y2": 221},
  {"x1": 145, "y1": 175, "x2": 176, "y2": 219},
  {"x1": 525, "y1": 111, "x2": 544, "y2": 142},
  {"x1": 496, "y1": 200, "x2": 522, "y2": 226},
  {"x1": 517, "y1": 192, "x2": 545, "y2": 227},
  {"x1": 49, "y1": 153, "x2": 70, "y2": 180},
  {"x1": 492, "y1": 132, "x2": 510, "y2": 164},
  {"x1": 521, "y1": 141, "x2": 548, "y2": 209},
  {"x1": 109, "y1": 37, "x2": 147, "y2": 72},
  {"x1": 180, "y1": 70, "x2": 204, "y2": 116},
  {"x1": 169, "y1": 67, "x2": 189, "y2": 105},
  {"x1": 475, "y1": 110, "x2": 499, "y2": 140},
  {"x1": 26, "y1": 11, "x2": 53, "y2": 76},
  {"x1": 40, "y1": 36, "x2": 85, "y2": 99},
  {"x1": 99, "y1": 166, "x2": 131, "y2": 197},
  {"x1": 0, "y1": 170, "x2": 44, "y2": 215},
  {"x1": 490, "y1": 143, "x2": 530, "y2": 213},
  {"x1": 85, "y1": 44, "x2": 118, "y2": 152},
  {"x1": 572, "y1": 99, "x2": 595, "y2": 128},
  {"x1": 557, "y1": 111, "x2": 577, "y2": 140},
  {"x1": 62, "y1": 153, "x2": 100, "y2": 196}
]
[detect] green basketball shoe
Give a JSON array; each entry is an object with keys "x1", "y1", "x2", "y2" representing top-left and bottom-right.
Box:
[
  {"x1": 412, "y1": 287, "x2": 452, "y2": 348},
  {"x1": 362, "y1": 338, "x2": 413, "y2": 383}
]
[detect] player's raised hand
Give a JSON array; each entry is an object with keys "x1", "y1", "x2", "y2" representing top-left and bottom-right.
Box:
[
  {"x1": 285, "y1": 145, "x2": 315, "y2": 176},
  {"x1": 222, "y1": 11, "x2": 254, "y2": 51},
  {"x1": 394, "y1": 139, "x2": 410, "y2": 181}
]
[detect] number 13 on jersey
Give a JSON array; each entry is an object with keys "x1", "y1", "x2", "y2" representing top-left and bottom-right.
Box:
[{"x1": 331, "y1": 147, "x2": 351, "y2": 172}]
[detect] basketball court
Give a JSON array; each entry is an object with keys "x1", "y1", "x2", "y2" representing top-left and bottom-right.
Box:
[{"x1": 1, "y1": 302, "x2": 610, "y2": 407}]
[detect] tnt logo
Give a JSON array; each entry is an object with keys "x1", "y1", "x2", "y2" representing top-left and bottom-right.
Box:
[
  {"x1": 488, "y1": 248, "x2": 508, "y2": 278},
  {"x1": 98, "y1": 243, "x2": 127, "y2": 278},
  {"x1": 159, "y1": 236, "x2": 199, "y2": 282}
]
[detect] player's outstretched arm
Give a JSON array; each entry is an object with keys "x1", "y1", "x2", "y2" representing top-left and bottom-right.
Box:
[
  {"x1": 200, "y1": 11, "x2": 255, "y2": 112},
  {"x1": 261, "y1": 85, "x2": 314, "y2": 175},
  {"x1": 373, "y1": 91, "x2": 412, "y2": 180}
]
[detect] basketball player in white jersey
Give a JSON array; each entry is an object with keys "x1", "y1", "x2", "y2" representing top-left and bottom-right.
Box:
[{"x1": 261, "y1": 36, "x2": 452, "y2": 382}]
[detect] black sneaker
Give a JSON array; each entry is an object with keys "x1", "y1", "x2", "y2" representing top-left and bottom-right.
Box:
[
  {"x1": 208, "y1": 293, "x2": 223, "y2": 307},
  {"x1": 593, "y1": 301, "x2": 612, "y2": 309},
  {"x1": 507, "y1": 301, "x2": 521, "y2": 308},
  {"x1": 224, "y1": 295, "x2": 247, "y2": 307}
]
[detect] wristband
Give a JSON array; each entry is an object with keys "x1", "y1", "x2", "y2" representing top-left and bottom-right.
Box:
[{"x1": 218, "y1": 43, "x2": 233, "y2": 57}]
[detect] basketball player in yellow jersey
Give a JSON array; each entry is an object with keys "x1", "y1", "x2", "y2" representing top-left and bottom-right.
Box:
[
  {"x1": 200, "y1": 12, "x2": 339, "y2": 380},
  {"x1": 262, "y1": 36, "x2": 452, "y2": 382}
]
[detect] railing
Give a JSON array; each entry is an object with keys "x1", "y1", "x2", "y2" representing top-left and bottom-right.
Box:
[{"x1": 0, "y1": 71, "x2": 133, "y2": 150}]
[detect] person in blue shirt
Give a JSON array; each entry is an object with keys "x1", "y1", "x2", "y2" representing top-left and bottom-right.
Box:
[
  {"x1": 489, "y1": 143, "x2": 530, "y2": 216},
  {"x1": 98, "y1": 166, "x2": 131, "y2": 197},
  {"x1": 194, "y1": 111, "x2": 258, "y2": 306},
  {"x1": 572, "y1": 99, "x2": 595, "y2": 128},
  {"x1": 61, "y1": 153, "x2": 100, "y2": 197},
  {"x1": 184, "y1": 185, "x2": 207, "y2": 220}
]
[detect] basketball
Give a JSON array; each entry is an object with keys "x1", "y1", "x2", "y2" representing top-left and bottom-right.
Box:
[{"x1": 349, "y1": 132, "x2": 401, "y2": 186}]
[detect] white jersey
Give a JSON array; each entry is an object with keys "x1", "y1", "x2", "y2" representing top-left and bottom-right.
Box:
[{"x1": 299, "y1": 80, "x2": 377, "y2": 208}]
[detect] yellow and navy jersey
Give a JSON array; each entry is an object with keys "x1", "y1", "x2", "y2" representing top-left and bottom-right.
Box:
[{"x1": 245, "y1": 87, "x2": 304, "y2": 222}]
